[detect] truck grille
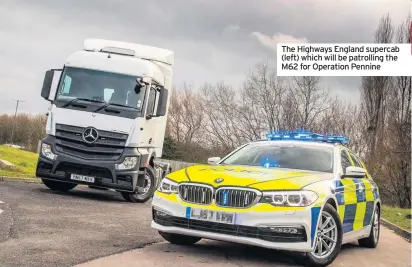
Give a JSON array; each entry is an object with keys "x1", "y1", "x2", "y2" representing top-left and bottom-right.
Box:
[
  {"x1": 54, "y1": 124, "x2": 128, "y2": 161},
  {"x1": 179, "y1": 184, "x2": 213, "y2": 205},
  {"x1": 215, "y1": 188, "x2": 260, "y2": 208}
]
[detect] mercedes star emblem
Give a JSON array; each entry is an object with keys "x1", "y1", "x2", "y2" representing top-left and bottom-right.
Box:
[
  {"x1": 214, "y1": 178, "x2": 224, "y2": 184},
  {"x1": 82, "y1": 127, "x2": 99, "y2": 144}
]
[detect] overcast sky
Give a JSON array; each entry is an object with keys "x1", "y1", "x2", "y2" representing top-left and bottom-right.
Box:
[{"x1": 0, "y1": 0, "x2": 410, "y2": 114}]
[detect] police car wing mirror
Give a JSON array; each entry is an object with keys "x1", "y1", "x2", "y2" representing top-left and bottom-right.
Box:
[
  {"x1": 342, "y1": 166, "x2": 366, "y2": 179},
  {"x1": 207, "y1": 157, "x2": 221, "y2": 165}
]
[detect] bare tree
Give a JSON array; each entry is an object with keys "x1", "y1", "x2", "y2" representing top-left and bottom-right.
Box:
[
  {"x1": 361, "y1": 14, "x2": 394, "y2": 161},
  {"x1": 291, "y1": 76, "x2": 331, "y2": 129},
  {"x1": 378, "y1": 15, "x2": 411, "y2": 208},
  {"x1": 166, "y1": 84, "x2": 204, "y2": 145},
  {"x1": 241, "y1": 61, "x2": 287, "y2": 132}
]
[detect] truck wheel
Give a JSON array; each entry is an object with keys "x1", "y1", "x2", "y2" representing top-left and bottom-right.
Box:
[
  {"x1": 358, "y1": 205, "x2": 380, "y2": 248},
  {"x1": 121, "y1": 166, "x2": 156, "y2": 203},
  {"x1": 296, "y1": 203, "x2": 343, "y2": 267},
  {"x1": 41, "y1": 179, "x2": 77, "y2": 192},
  {"x1": 158, "y1": 231, "x2": 201, "y2": 245}
]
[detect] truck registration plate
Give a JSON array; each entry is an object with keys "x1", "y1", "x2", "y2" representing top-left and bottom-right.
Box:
[
  {"x1": 185, "y1": 207, "x2": 236, "y2": 224},
  {"x1": 70, "y1": 174, "x2": 95, "y2": 183}
]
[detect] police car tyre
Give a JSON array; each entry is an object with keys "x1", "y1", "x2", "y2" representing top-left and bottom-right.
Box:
[
  {"x1": 158, "y1": 231, "x2": 202, "y2": 245},
  {"x1": 41, "y1": 179, "x2": 77, "y2": 192},
  {"x1": 299, "y1": 203, "x2": 343, "y2": 267},
  {"x1": 121, "y1": 165, "x2": 156, "y2": 203},
  {"x1": 358, "y1": 205, "x2": 380, "y2": 248}
]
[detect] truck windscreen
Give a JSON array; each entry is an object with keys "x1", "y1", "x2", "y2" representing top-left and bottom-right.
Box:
[{"x1": 54, "y1": 67, "x2": 146, "y2": 118}]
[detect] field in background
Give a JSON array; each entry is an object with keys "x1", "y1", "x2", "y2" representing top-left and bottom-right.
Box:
[{"x1": 0, "y1": 145, "x2": 38, "y2": 177}]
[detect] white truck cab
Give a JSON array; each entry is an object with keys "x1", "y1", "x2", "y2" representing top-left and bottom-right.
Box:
[{"x1": 36, "y1": 39, "x2": 174, "y2": 203}]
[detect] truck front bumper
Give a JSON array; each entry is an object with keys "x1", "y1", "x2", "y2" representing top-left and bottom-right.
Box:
[
  {"x1": 36, "y1": 135, "x2": 145, "y2": 192},
  {"x1": 151, "y1": 193, "x2": 319, "y2": 253}
]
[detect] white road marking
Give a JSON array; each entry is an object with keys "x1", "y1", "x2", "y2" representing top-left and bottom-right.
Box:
[
  {"x1": 0, "y1": 209, "x2": 3, "y2": 215},
  {"x1": 0, "y1": 201, "x2": 4, "y2": 204}
]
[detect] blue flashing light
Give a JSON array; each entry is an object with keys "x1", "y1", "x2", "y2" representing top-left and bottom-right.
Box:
[
  {"x1": 261, "y1": 157, "x2": 280, "y2": 169},
  {"x1": 265, "y1": 130, "x2": 348, "y2": 144}
]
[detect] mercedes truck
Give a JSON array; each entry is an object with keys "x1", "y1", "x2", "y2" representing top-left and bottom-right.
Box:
[{"x1": 36, "y1": 39, "x2": 174, "y2": 203}]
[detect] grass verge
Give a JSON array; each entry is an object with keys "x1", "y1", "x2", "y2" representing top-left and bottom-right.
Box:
[
  {"x1": 382, "y1": 205, "x2": 411, "y2": 232},
  {"x1": 0, "y1": 145, "x2": 38, "y2": 178}
]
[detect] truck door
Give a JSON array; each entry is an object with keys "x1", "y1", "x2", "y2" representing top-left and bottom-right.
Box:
[{"x1": 141, "y1": 85, "x2": 161, "y2": 147}]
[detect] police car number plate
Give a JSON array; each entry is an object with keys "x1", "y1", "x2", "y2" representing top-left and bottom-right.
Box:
[
  {"x1": 70, "y1": 174, "x2": 95, "y2": 183},
  {"x1": 185, "y1": 207, "x2": 236, "y2": 224}
]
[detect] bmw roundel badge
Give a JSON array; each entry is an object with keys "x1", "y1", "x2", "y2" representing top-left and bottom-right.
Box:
[{"x1": 214, "y1": 178, "x2": 224, "y2": 183}]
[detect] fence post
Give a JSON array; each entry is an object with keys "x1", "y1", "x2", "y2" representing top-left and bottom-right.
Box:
[{"x1": 37, "y1": 140, "x2": 41, "y2": 154}]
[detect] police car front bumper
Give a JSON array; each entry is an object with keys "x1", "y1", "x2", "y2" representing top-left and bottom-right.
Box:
[{"x1": 151, "y1": 194, "x2": 319, "y2": 252}]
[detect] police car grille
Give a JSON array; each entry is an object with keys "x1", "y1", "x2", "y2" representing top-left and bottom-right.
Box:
[
  {"x1": 153, "y1": 210, "x2": 307, "y2": 243},
  {"x1": 215, "y1": 188, "x2": 259, "y2": 208},
  {"x1": 179, "y1": 184, "x2": 213, "y2": 205}
]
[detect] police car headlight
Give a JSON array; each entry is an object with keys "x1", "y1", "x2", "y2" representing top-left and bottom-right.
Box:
[
  {"x1": 260, "y1": 190, "x2": 318, "y2": 207},
  {"x1": 157, "y1": 177, "x2": 179, "y2": 194}
]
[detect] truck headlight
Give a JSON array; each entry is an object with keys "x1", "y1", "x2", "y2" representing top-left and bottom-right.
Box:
[
  {"x1": 260, "y1": 190, "x2": 318, "y2": 207},
  {"x1": 157, "y1": 178, "x2": 178, "y2": 194},
  {"x1": 41, "y1": 143, "x2": 56, "y2": 160},
  {"x1": 115, "y1": 157, "x2": 138, "y2": 170}
]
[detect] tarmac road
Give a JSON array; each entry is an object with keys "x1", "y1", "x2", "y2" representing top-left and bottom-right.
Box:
[
  {"x1": 0, "y1": 181, "x2": 162, "y2": 267},
  {"x1": 0, "y1": 181, "x2": 411, "y2": 267},
  {"x1": 76, "y1": 227, "x2": 411, "y2": 267}
]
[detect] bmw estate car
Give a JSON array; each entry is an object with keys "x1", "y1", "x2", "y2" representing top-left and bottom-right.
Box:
[{"x1": 151, "y1": 131, "x2": 381, "y2": 267}]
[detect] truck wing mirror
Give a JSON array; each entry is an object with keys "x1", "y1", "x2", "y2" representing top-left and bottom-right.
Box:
[
  {"x1": 135, "y1": 76, "x2": 151, "y2": 94},
  {"x1": 156, "y1": 87, "x2": 169, "y2": 116},
  {"x1": 41, "y1": 70, "x2": 54, "y2": 102}
]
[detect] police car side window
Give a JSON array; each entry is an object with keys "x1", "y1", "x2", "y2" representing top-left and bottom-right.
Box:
[
  {"x1": 340, "y1": 150, "x2": 351, "y2": 173},
  {"x1": 349, "y1": 152, "x2": 363, "y2": 168}
]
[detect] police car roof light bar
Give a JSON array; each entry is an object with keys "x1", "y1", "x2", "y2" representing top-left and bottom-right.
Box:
[{"x1": 266, "y1": 130, "x2": 348, "y2": 144}]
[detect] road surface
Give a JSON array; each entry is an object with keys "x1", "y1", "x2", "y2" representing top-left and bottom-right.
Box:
[{"x1": 0, "y1": 181, "x2": 410, "y2": 267}]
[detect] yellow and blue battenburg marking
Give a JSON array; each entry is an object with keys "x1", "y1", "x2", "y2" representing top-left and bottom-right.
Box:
[
  {"x1": 310, "y1": 207, "x2": 321, "y2": 247},
  {"x1": 332, "y1": 179, "x2": 378, "y2": 233}
]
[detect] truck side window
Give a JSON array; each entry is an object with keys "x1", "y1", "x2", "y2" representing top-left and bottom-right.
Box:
[
  {"x1": 61, "y1": 76, "x2": 72, "y2": 94},
  {"x1": 341, "y1": 150, "x2": 351, "y2": 173},
  {"x1": 104, "y1": 88, "x2": 114, "y2": 102},
  {"x1": 146, "y1": 87, "x2": 157, "y2": 116}
]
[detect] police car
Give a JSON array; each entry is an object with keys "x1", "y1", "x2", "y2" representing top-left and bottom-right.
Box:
[{"x1": 151, "y1": 131, "x2": 381, "y2": 267}]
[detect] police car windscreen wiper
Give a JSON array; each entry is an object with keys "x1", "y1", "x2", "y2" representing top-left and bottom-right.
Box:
[
  {"x1": 62, "y1": 97, "x2": 105, "y2": 108},
  {"x1": 93, "y1": 102, "x2": 139, "y2": 113}
]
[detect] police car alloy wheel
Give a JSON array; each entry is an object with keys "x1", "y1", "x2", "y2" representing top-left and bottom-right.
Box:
[{"x1": 303, "y1": 203, "x2": 343, "y2": 267}]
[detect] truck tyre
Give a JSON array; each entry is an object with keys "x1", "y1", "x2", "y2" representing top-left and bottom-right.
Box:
[
  {"x1": 121, "y1": 165, "x2": 156, "y2": 203},
  {"x1": 358, "y1": 205, "x2": 380, "y2": 248},
  {"x1": 158, "y1": 231, "x2": 202, "y2": 245},
  {"x1": 295, "y1": 203, "x2": 343, "y2": 267},
  {"x1": 42, "y1": 179, "x2": 77, "y2": 192}
]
